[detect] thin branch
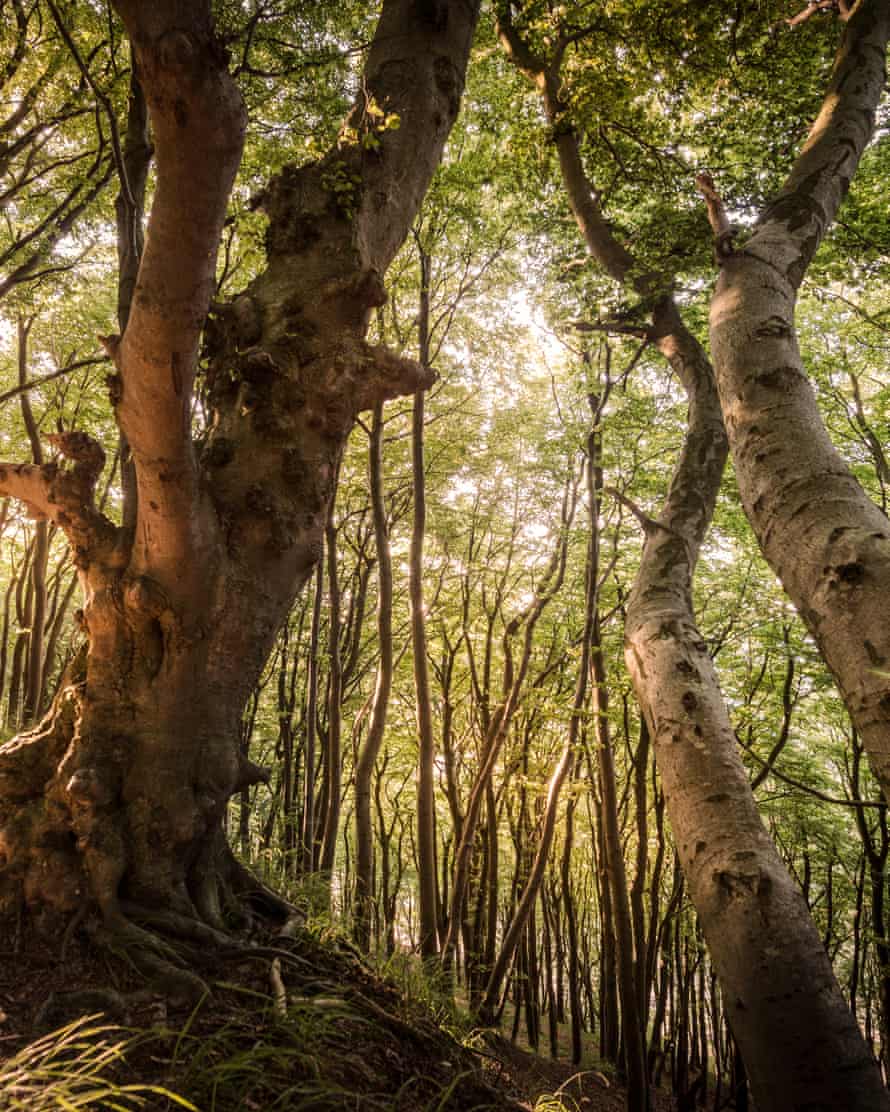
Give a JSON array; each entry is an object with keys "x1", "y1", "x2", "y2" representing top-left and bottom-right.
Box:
[
  {"x1": 743, "y1": 741, "x2": 886, "y2": 809},
  {"x1": 0, "y1": 357, "x2": 107, "y2": 408}
]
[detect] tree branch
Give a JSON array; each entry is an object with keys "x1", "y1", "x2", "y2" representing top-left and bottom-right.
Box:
[
  {"x1": 754, "y1": 0, "x2": 888, "y2": 285},
  {"x1": 0, "y1": 431, "x2": 118, "y2": 567},
  {"x1": 108, "y1": 0, "x2": 246, "y2": 593}
]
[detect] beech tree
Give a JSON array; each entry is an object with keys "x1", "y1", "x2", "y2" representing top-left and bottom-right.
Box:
[
  {"x1": 2, "y1": 2, "x2": 890, "y2": 1107},
  {"x1": 0, "y1": 0, "x2": 479, "y2": 968},
  {"x1": 706, "y1": 1, "x2": 890, "y2": 799},
  {"x1": 494, "y1": 1, "x2": 889, "y2": 1105}
]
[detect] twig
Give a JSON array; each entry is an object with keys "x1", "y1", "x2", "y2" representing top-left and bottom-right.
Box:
[{"x1": 0, "y1": 356, "x2": 107, "y2": 407}]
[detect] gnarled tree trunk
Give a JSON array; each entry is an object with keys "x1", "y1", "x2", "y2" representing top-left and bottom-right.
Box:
[{"x1": 0, "y1": 0, "x2": 480, "y2": 960}]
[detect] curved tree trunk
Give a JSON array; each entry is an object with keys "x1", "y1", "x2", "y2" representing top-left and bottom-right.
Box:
[
  {"x1": 706, "y1": 1, "x2": 890, "y2": 797},
  {"x1": 497, "y1": 8, "x2": 886, "y2": 1105},
  {"x1": 353, "y1": 402, "x2": 393, "y2": 949},
  {"x1": 0, "y1": 0, "x2": 480, "y2": 956},
  {"x1": 624, "y1": 298, "x2": 888, "y2": 1110}
]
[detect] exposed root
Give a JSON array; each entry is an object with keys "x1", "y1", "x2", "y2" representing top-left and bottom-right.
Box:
[
  {"x1": 270, "y1": 909, "x2": 311, "y2": 1014},
  {"x1": 120, "y1": 900, "x2": 234, "y2": 949},
  {"x1": 269, "y1": 956, "x2": 287, "y2": 1017},
  {"x1": 60, "y1": 904, "x2": 89, "y2": 961},
  {"x1": 93, "y1": 917, "x2": 209, "y2": 1008},
  {"x1": 225, "y1": 847, "x2": 302, "y2": 924}
]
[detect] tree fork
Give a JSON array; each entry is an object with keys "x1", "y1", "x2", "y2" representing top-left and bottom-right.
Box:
[{"x1": 0, "y1": 0, "x2": 481, "y2": 952}]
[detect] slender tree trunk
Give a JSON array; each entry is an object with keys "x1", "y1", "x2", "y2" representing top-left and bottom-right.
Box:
[
  {"x1": 320, "y1": 505, "x2": 343, "y2": 880},
  {"x1": 301, "y1": 556, "x2": 323, "y2": 875},
  {"x1": 630, "y1": 718, "x2": 650, "y2": 1018},
  {"x1": 561, "y1": 759, "x2": 584, "y2": 1065},
  {"x1": 541, "y1": 886, "x2": 559, "y2": 1059},
  {"x1": 595, "y1": 792, "x2": 620, "y2": 1064},
  {"x1": 411, "y1": 244, "x2": 438, "y2": 959},
  {"x1": 586, "y1": 395, "x2": 648, "y2": 1111},
  {"x1": 354, "y1": 402, "x2": 393, "y2": 949},
  {"x1": 17, "y1": 318, "x2": 48, "y2": 728}
]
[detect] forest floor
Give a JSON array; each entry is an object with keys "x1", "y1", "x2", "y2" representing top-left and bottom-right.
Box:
[{"x1": 0, "y1": 921, "x2": 676, "y2": 1111}]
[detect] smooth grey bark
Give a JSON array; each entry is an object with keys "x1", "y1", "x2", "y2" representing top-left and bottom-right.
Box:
[
  {"x1": 624, "y1": 298, "x2": 889, "y2": 1110},
  {"x1": 707, "y1": 0, "x2": 890, "y2": 797},
  {"x1": 498, "y1": 6, "x2": 885, "y2": 1105}
]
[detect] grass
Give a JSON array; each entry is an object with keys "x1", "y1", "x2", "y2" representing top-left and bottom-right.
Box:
[{"x1": 0, "y1": 1015, "x2": 194, "y2": 1111}]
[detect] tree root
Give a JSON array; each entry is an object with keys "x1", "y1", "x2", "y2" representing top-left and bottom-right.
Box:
[
  {"x1": 93, "y1": 918, "x2": 209, "y2": 1009},
  {"x1": 120, "y1": 900, "x2": 234, "y2": 949},
  {"x1": 225, "y1": 848, "x2": 302, "y2": 923}
]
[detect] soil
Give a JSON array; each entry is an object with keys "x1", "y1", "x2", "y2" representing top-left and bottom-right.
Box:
[{"x1": 0, "y1": 921, "x2": 675, "y2": 1111}]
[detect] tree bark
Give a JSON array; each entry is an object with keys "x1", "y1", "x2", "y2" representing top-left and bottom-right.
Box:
[
  {"x1": 301, "y1": 557, "x2": 324, "y2": 875},
  {"x1": 624, "y1": 299, "x2": 888, "y2": 1108},
  {"x1": 706, "y1": 1, "x2": 890, "y2": 798},
  {"x1": 17, "y1": 317, "x2": 49, "y2": 728},
  {"x1": 412, "y1": 244, "x2": 439, "y2": 959},
  {"x1": 497, "y1": 7, "x2": 886, "y2": 1105},
  {"x1": 0, "y1": 0, "x2": 480, "y2": 954},
  {"x1": 320, "y1": 502, "x2": 343, "y2": 880},
  {"x1": 354, "y1": 402, "x2": 393, "y2": 949}
]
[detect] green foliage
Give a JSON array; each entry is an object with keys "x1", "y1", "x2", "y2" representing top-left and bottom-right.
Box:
[{"x1": 2, "y1": 0, "x2": 890, "y2": 1096}]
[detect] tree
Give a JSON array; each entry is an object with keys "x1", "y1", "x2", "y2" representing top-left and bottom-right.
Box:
[
  {"x1": 0, "y1": 0, "x2": 480, "y2": 971},
  {"x1": 705, "y1": 0, "x2": 890, "y2": 802},
  {"x1": 495, "y1": 0, "x2": 888, "y2": 1103}
]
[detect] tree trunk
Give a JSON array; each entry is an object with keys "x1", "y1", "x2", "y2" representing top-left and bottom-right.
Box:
[
  {"x1": 412, "y1": 244, "x2": 438, "y2": 959},
  {"x1": 301, "y1": 557, "x2": 324, "y2": 875},
  {"x1": 706, "y1": 2, "x2": 890, "y2": 799},
  {"x1": 17, "y1": 317, "x2": 49, "y2": 728},
  {"x1": 320, "y1": 503, "x2": 343, "y2": 880},
  {"x1": 624, "y1": 296, "x2": 888, "y2": 1109},
  {"x1": 354, "y1": 402, "x2": 393, "y2": 949},
  {"x1": 0, "y1": 0, "x2": 480, "y2": 963},
  {"x1": 585, "y1": 394, "x2": 649, "y2": 1111},
  {"x1": 497, "y1": 14, "x2": 884, "y2": 1103}
]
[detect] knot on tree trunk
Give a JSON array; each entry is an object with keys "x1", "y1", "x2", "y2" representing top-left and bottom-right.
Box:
[
  {"x1": 47, "y1": 429, "x2": 106, "y2": 490},
  {"x1": 354, "y1": 343, "x2": 437, "y2": 412}
]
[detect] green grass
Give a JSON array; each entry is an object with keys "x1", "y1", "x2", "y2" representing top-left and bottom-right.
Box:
[{"x1": 0, "y1": 1015, "x2": 194, "y2": 1111}]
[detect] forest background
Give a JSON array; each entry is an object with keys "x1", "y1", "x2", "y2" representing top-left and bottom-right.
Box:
[{"x1": 0, "y1": 1, "x2": 888, "y2": 1109}]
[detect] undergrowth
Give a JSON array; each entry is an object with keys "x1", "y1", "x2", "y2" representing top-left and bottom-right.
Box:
[{"x1": 0, "y1": 1015, "x2": 193, "y2": 1110}]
